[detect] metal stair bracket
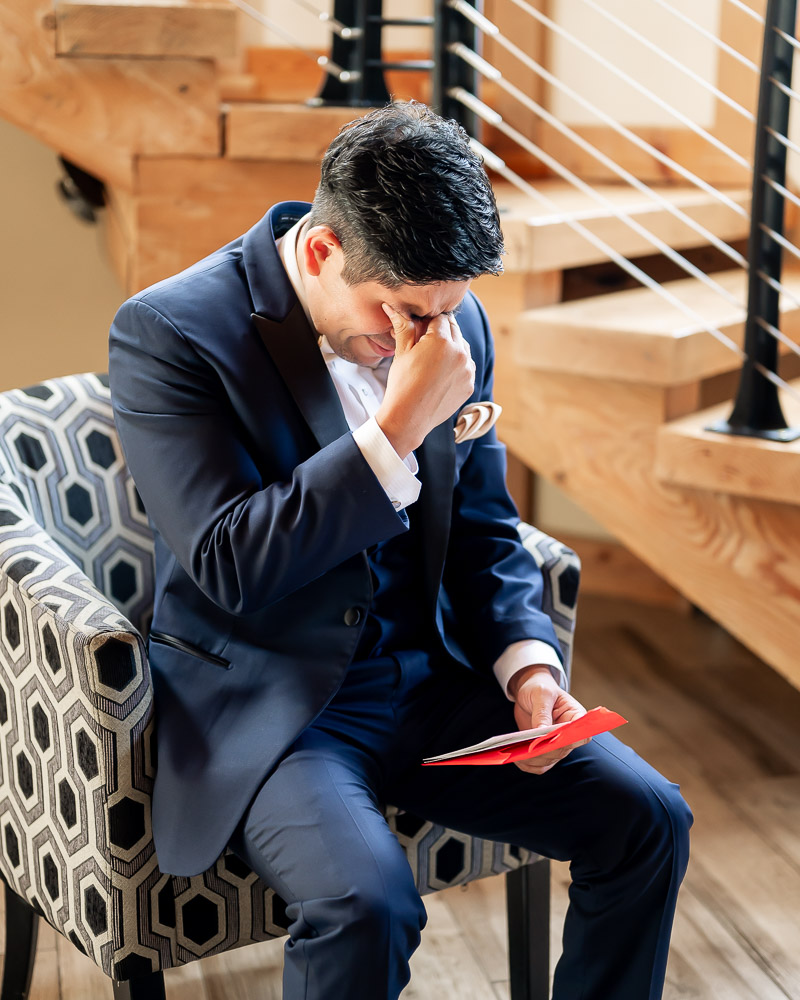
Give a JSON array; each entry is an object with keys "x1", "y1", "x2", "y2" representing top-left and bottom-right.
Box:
[{"x1": 709, "y1": 0, "x2": 800, "y2": 441}]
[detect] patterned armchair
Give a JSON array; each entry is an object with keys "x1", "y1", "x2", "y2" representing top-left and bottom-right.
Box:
[{"x1": 0, "y1": 374, "x2": 580, "y2": 1000}]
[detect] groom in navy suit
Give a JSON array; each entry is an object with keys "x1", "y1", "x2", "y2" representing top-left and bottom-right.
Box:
[{"x1": 109, "y1": 102, "x2": 692, "y2": 1000}]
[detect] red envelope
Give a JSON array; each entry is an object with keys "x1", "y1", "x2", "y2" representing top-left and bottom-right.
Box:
[{"x1": 422, "y1": 706, "x2": 628, "y2": 766}]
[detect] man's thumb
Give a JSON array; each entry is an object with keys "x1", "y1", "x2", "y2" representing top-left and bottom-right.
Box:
[
  {"x1": 530, "y1": 707, "x2": 554, "y2": 730},
  {"x1": 382, "y1": 303, "x2": 414, "y2": 353}
]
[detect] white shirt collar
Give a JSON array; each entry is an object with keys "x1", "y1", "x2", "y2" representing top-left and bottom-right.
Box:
[{"x1": 277, "y1": 213, "x2": 314, "y2": 330}]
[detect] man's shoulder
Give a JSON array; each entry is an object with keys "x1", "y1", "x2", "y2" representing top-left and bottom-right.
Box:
[{"x1": 133, "y1": 239, "x2": 248, "y2": 321}]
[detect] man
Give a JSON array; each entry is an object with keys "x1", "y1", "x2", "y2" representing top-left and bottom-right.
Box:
[{"x1": 109, "y1": 101, "x2": 692, "y2": 1000}]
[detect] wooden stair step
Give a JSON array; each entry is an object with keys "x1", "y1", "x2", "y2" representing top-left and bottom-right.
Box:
[
  {"x1": 654, "y1": 378, "x2": 800, "y2": 505},
  {"x1": 55, "y1": 0, "x2": 236, "y2": 60},
  {"x1": 494, "y1": 181, "x2": 751, "y2": 274},
  {"x1": 224, "y1": 103, "x2": 370, "y2": 161},
  {"x1": 514, "y1": 269, "x2": 800, "y2": 385}
]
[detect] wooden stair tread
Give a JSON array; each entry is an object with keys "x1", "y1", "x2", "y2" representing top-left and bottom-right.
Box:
[
  {"x1": 655, "y1": 378, "x2": 800, "y2": 505},
  {"x1": 514, "y1": 269, "x2": 800, "y2": 385},
  {"x1": 224, "y1": 102, "x2": 372, "y2": 161},
  {"x1": 492, "y1": 181, "x2": 751, "y2": 273},
  {"x1": 55, "y1": 0, "x2": 236, "y2": 59}
]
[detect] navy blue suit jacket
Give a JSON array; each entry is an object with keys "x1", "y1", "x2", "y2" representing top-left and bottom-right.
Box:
[{"x1": 108, "y1": 202, "x2": 562, "y2": 876}]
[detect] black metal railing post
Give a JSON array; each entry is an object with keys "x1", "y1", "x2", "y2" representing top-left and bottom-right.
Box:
[
  {"x1": 709, "y1": 0, "x2": 800, "y2": 441},
  {"x1": 314, "y1": 0, "x2": 391, "y2": 106},
  {"x1": 433, "y1": 0, "x2": 480, "y2": 136}
]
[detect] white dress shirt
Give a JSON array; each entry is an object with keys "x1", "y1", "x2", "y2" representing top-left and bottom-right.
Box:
[{"x1": 277, "y1": 216, "x2": 566, "y2": 697}]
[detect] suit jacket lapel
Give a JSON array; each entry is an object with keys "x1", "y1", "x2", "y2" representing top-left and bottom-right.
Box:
[
  {"x1": 416, "y1": 416, "x2": 456, "y2": 611},
  {"x1": 251, "y1": 304, "x2": 349, "y2": 450}
]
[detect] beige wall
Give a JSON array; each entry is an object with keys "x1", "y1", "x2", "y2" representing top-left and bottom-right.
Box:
[
  {"x1": 550, "y1": 0, "x2": 721, "y2": 128},
  {"x1": 0, "y1": 119, "x2": 124, "y2": 392}
]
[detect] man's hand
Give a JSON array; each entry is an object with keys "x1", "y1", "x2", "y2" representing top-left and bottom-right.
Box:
[
  {"x1": 509, "y1": 665, "x2": 589, "y2": 775},
  {"x1": 375, "y1": 303, "x2": 476, "y2": 459}
]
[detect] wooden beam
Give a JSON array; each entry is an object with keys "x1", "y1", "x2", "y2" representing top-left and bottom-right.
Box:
[
  {"x1": 55, "y1": 0, "x2": 237, "y2": 59},
  {"x1": 472, "y1": 270, "x2": 562, "y2": 436},
  {"x1": 490, "y1": 182, "x2": 750, "y2": 274},
  {"x1": 128, "y1": 156, "x2": 321, "y2": 292},
  {"x1": 515, "y1": 269, "x2": 800, "y2": 385},
  {"x1": 242, "y1": 47, "x2": 431, "y2": 105},
  {"x1": 655, "y1": 378, "x2": 800, "y2": 505},
  {"x1": 224, "y1": 103, "x2": 363, "y2": 161},
  {"x1": 0, "y1": 0, "x2": 220, "y2": 190},
  {"x1": 556, "y1": 533, "x2": 689, "y2": 610}
]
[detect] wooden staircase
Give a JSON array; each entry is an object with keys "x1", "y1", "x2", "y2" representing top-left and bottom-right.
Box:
[
  {"x1": 495, "y1": 256, "x2": 800, "y2": 692},
  {"x1": 4, "y1": 0, "x2": 798, "y2": 689}
]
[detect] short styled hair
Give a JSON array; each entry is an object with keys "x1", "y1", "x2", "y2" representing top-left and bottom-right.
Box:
[{"x1": 308, "y1": 101, "x2": 504, "y2": 287}]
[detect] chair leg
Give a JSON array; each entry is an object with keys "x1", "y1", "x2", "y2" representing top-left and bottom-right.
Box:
[
  {"x1": 506, "y1": 859, "x2": 551, "y2": 1000},
  {"x1": 1, "y1": 882, "x2": 40, "y2": 1000},
  {"x1": 111, "y1": 972, "x2": 166, "y2": 1000}
]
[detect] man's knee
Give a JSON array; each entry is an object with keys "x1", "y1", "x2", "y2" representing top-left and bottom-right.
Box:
[
  {"x1": 290, "y1": 867, "x2": 427, "y2": 958},
  {"x1": 346, "y1": 877, "x2": 428, "y2": 942},
  {"x1": 604, "y1": 768, "x2": 693, "y2": 879}
]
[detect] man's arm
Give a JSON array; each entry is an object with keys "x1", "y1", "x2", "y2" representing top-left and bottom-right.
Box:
[
  {"x1": 440, "y1": 296, "x2": 564, "y2": 667},
  {"x1": 109, "y1": 297, "x2": 407, "y2": 615},
  {"x1": 438, "y1": 295, "x2": 588, "y2": 771}
]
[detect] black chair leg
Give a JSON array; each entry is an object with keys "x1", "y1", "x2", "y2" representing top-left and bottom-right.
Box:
[
  {"x1": 506, "y1": 859, "x2": 551, "y2": 1000},
  {"x1": 1, "y1": 882, "x2": 40, "y2": 1000},
  {"x1": 111, "y1": 972, "x2": 166, "y2": 1000}
]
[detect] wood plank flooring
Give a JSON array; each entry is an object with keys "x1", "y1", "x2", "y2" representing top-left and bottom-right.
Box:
[{"x1": 5, "y1": 594, "x2": 800, "y2": 999}]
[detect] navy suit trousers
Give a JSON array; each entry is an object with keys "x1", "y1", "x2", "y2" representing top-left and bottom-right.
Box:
[{"x1": 228, "y1": 652, "x2": 692, "y2": 1000}]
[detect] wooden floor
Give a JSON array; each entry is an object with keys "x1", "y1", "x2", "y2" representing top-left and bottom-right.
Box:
[{"x1": 7, "y1": 594, "x2": 800, "y2": 999}]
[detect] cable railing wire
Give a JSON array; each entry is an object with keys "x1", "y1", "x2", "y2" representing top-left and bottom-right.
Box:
[
  {"x1": 227, "y1": 0, "x2": 358, "y2": 80},
  {"x1": 500, "y1": 0, "x2": 751, "y2": 169},
  {"x1": 758, "y1": 270, "x2": 800, "y2": 324},
  {"x1": 288, "y1": 0, "x2": 362, "y2": 39},
  {"x1": 765, "y1": 124, "x2": 800, "y2": 158},
  {"x1": 769, "y1": 76, "x2": 800, "y2": 103},
  {"x1": 451, "y1": 87, "x2": 748, "y2": 316},
  {"x1": 763, "y1": 175, "x2": 800, "y2": 214},
  {"x1": 761, "y1": 222, "x2": 800, "y2": 264},
  {"x1": 774, "y1": 25, "x2": 800, "y2": 51},
  {"x1": 647, "y1": 0, "x2": 760, "y2": 72},
  {"x1": 470, "y1": 133, "x2": 800, "y2": 406},
  {"x1": 450, "y1": 41, "x2": 748, "y2": 270},
  {"x1": 578, "y1": 0, "x2": 754, "y2": 122},
  {"x1": 446, "y1": 0, "x2": 800, "y2": 414},
  {"x1": 724, "y1": 0, "x2": 765, "y2": 23},
  {"x1": 447, "y1": 0, "x2": 749, "y2": 217}
]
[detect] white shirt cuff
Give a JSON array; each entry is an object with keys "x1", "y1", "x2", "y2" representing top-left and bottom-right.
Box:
[
  {"x1": 494, "y1": 640, "x2": 568, "y2": 700},
  {"x1": 352, "y1": 416, "x2": 421, "y2": 512}
]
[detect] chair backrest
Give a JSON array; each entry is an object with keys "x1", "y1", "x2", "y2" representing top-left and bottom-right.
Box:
[{"x1": 0, "y1": 374, "x2": 155, "y2": 636}]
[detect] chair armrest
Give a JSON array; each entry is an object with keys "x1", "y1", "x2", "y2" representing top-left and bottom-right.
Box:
[
  {"x1": 517, "y1": 522, "x2": 580, "y2": 686},
  {"x1": 0, "y1": 485, "x2": 152, "y2": 974}
]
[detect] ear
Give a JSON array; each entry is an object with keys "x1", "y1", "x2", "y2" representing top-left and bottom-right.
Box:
[{"x1": 302, "y1": 225, "x2": 342, "y2": 277}]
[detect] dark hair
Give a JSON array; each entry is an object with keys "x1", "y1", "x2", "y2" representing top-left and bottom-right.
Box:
[{"x1": 308, "y1": 101, "x2": 504, "y2": 287}]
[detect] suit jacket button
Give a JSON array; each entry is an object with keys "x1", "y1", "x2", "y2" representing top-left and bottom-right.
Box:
[{"x1": 344, "y1": 607, "x2": 362, "y2": 627}]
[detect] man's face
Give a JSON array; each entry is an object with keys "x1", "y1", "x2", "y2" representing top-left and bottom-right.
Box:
[{"x1": 300, "y1": 225, "x2": 472, "y2": 367}]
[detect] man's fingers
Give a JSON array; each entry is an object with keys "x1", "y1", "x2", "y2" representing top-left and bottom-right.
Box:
[
  {"x1": 381, "y1": 302, "x2": 415, "y2": 352},
  {"x1": 513, "y1": 738, "x2": 591, "y2": 775}
]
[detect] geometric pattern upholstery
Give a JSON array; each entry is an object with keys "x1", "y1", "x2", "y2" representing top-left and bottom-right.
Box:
[{"x1": 0, "y1": 373, "x2": 579, "y2": 981}]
